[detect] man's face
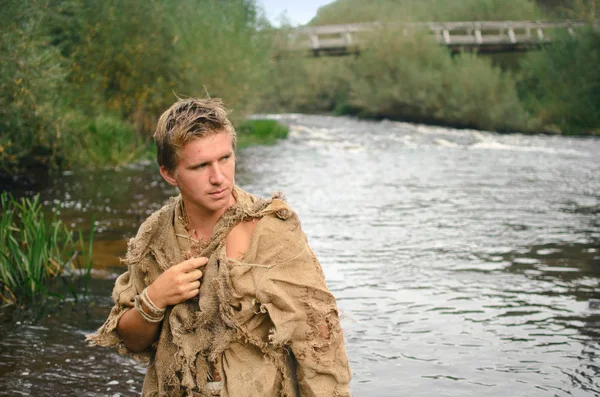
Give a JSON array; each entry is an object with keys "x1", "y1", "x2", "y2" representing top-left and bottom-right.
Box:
[{"x1": 161, "y1": 130, "x2": 235, "y2": 217}]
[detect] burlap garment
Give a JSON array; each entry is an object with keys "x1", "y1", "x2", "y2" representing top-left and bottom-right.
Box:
[{"x1": 87, "y1": 187, "x2": 351, "y2": 397}]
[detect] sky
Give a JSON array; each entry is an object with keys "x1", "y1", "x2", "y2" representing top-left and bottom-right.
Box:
[{"x1": 259, "y1": 0, "x2": 335, "y2": 26}]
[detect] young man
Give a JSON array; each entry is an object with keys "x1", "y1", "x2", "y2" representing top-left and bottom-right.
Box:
[{"x1": 87, "y1": 97, "x2": 351, "y2": 397}]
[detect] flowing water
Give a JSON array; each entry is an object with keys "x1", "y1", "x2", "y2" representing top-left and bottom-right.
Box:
[{"x1": 1, "y1": 114, "x2": 599, "y2": 396}]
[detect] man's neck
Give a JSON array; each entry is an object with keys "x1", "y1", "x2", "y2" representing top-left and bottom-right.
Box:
[{"x1": 182, "y1": 193, "x2": 236, "y2": 240}]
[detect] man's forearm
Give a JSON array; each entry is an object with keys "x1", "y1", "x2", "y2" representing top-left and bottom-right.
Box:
[{"x1": 116, "y1": 307, "x2": 161, "y2": 352}]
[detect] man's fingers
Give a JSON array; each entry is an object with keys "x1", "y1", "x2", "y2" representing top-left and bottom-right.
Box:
[
  {"x1": 184, "y1": 269, "x2": 203, "y2": 282},
  {"x1": 181, "y1": 257, "x2": 209, "y2": 271},
  {"x1": 189, "y1": 280, "x2": 201, "y2": 291}
]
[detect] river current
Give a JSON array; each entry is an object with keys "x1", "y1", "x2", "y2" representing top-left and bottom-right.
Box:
[{"x1": 1, "y1": 114, "x2": 599, "y2": 396}]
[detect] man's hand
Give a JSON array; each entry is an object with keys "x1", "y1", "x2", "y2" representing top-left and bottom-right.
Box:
[
  {"x1": 147, "y1": 257, "x2": 208, "y2": 308},
  {"x1": 116, "y1": 257, "x2": 207, "y2": 352}
]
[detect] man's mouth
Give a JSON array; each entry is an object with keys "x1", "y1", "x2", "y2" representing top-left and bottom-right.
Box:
[{"x1": 209, "y1": 188, "x2": 227, "y2": 197}]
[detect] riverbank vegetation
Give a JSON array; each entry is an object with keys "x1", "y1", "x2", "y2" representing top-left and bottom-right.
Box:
[
  {"x1": 1, "y1": 0, "x2": 275, "y2": 179},
  {"x1": 264, "y1": 0, "x2": 599, "y2": 134},
  {"x1": 1, "y1": 0, "x2": 598, "y2": 181},
  {"x1": 237, "y1": 119, "x2": 290, "y2": 149},
  {"x1": 0, "y1": 192, "x2": 94, "y2": 306}
]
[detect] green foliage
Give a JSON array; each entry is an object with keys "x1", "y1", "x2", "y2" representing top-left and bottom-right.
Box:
[
  {"x1": 0, "y1": 192, "x2": 94, "y2": 306},
  {"x1": 1, "y1": 0, "x2": 274, "y2": 177},
  {"x1": 439, "y1": 52, "x2": 533, "y2": 131},
  {"x1": 1, "y1": 0, "x2": 597, "y2": 178},
  {"x1": 0, "y1": 0, "x2": 66, "y2": 176},
  {"x1": 518, "y1": 28, "x2": 600, "y2": 134},
  {"x1": 312, "y1": 0, "x2": 543, "y2": 25},
  {"x1": 276, "y1": 28, "x2": 532, "y2": 132},
  {"x1": 259, "y1": 56, "x2": 351, "y2": 114},
  {"x1": 266, "y1": 0, "x2": 597, "y2": 134},
  {"x1": 56, "y1": 0, "x2": 177, "y2": 129},
  {"x1": 165, "y1": 0, "x2": 273, "y2": 125},
  {"x1": 60, "y1": 114, "x2": 154, "y2": 168},
  {"x1": 537, "y1": 0, "x2": 599, "y2": 20},
  {"x1": 236, "y1": 119, "x2": 289, "y2": 149}
]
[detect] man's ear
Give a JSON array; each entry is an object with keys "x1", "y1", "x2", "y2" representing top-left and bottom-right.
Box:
[{"x1": 159, "y1": 166, "x2": 178, "y2": 187}]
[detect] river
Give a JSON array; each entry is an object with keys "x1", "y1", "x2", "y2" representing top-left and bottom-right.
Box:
[{"x1": 1, "y1": 114, "x2": 599, "y2": 396}]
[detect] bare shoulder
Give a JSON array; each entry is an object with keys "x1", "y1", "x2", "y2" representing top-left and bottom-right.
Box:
[{"x1": 226, "y1": 218, "x2": 259, "y2": 260}]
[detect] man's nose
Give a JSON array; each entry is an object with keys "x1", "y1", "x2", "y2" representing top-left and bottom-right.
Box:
[{"x1": 209, "y1": 163, "x2": 225, "y2": 185}]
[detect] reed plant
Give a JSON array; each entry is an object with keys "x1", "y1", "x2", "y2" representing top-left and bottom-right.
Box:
[{"x1": 0, "y1": 192, "x2": 94, "y2": 306}]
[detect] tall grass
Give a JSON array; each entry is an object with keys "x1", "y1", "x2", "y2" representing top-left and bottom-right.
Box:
[{"x1": 0, "y1": 192, "x2": 94, "y2": 306}]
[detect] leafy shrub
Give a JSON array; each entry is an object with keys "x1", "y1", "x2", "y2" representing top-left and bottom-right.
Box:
[
  {"x1": 0, "y1": 0, "x2": 66, "y2": 176},
  {"x1": 236, "y1": 119, "x2": 289, "y2": 148},
  {"x1": 344, "y1": 27, "x2": 531, "y2": 131},
  {"x1": 259, "y1": 56, "x2": 351, "y2": 114},
  {"x1": 60, "y1": 114, "x2": 153, "y2": 168},
  {"x1": 519, "y1": 28, "x2": 600, "y2": 134},
  {"x1": 312, "y1": 0, "x2": 543, "y2": 24}
]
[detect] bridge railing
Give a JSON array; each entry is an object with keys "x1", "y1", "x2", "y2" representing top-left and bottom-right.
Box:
[{"x1": 280, "y1": 20, "x2": 598, "y2": 55}]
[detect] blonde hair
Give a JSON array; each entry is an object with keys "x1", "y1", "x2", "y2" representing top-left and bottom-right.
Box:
[{"x1": 153, "y1": 97, "x2": 236, "y2": 172}]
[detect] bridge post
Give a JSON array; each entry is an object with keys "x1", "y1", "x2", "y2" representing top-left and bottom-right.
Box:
[
  {"x1": 344, "y1": 29, "x2": 353, "y2": 46},
  {"x1": 474, "y1": 22, "x2": 483, "y2": 44},
  {"x1": 507, "y1": 23, "x2": 517, "y2": 43},
  {"x1": 536, "y1": 26, "x2": 545, "y2": 41},
  {"x1": 442, "y1": 29, "x2": 451, "y2": 44},
  {"x1": 310, "y1": 33, "x2": 320, "y2": 55}
]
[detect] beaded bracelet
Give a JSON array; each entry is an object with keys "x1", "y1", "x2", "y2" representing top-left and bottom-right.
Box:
[{"x1": 134, "y1": 287, "x2": 166, "y2": 323}]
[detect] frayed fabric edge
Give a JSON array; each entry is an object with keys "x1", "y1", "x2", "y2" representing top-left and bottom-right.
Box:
[{"x1": 85, "y1": 307, "x2": 152, "y2": 364}]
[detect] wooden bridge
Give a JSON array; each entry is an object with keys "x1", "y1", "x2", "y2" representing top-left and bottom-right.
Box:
[{"x1": 278, "y1": 20, "x2": 598, "y2": 56}]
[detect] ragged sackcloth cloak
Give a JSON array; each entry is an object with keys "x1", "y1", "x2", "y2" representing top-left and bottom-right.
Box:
[{"x1": 86, "y1": 187, "x2": 351, "y2": 397}]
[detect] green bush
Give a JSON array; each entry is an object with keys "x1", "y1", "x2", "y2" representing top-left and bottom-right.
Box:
[
  {"x1": 0, "y1": 0, "x2": 66, "y2": 176},
  {"x1": 236, "y1": 119, "x2": 289, "y2": 148},
  {"x1": 0, "y1": 192, "x2": 94, "y2": 305},
  {"x1": 1, "y1": 0, "x2": 276, "y2": 177},
  {"x1": 518, "y1": 28, "x2": 600, "y2": 134},
  {"x1": 537, "y1": 0, "x2": 598, "y2": 20},
  {"x1": 312, "y1": 0, "x2": 543, "y2": 24},
  {"x1": 259, "y1": 55, "x2": 351, "y2": 114},
  {"x1": 60, "y1": 114, "x2": 154, "y2": 168},
  {"x1": 165, "y1": 0, "x2": 273, "y2": 125},
  {"x1": 440, "y1": 52, "x2": 532, "y2": 131},
  {"x1": 343, "y1": 28, "x2": 531, "y2": 131}
]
